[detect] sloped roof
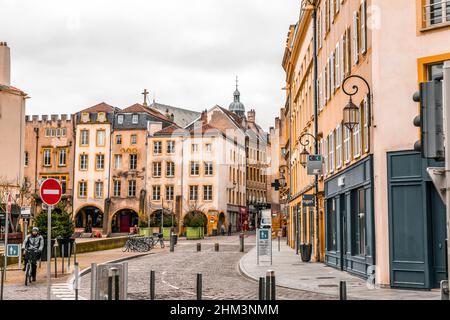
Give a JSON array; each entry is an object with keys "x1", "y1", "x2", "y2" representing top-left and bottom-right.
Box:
[
  {"x1": 154, "y1": 124, "x2": 187, "y2": 136},
  {"x1": 122, "y1": 103, "x2": 172, "y2": 122},
  {"x1": 79, "y1": 102, "x2": 118, "y2": 113},
  {"x1": 150, "y1": 102, "x2": 201, "y2": 128},
  {"x1": 0, "y1": 84, "x2": 27, "y2": 96}
]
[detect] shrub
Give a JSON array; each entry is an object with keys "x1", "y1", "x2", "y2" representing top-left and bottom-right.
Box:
[
  {"x1": 183, "y1": 211, "x2": 207, "y2": 228},
  {"x1": 34, "y1": 211, "x2": 74, "y2": 239}
]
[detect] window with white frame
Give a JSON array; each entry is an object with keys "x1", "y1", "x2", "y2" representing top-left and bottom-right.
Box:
[
  {"x1": 189, "y1": 185, "x2": 198, "y2": 201},
  {"x1": 204, "y1": 162, "x2": 213, "y2": 176},
  {"x1": 96, "y1": 130, "x2": 105, "y2": 146},
  {"x1": 78, "y1": 181, "x2": 87, "y2": 198},
  {"x1": 153, "y1": 141, "x2": 162, "y2": 154},
  {"x1": 363, "y1": 96, "x2": 370, "y2": 153},
  {"x1": 58, "y1": 148, "x2": 67, "y2": 167},
  {"x1": 166, "y1": 185, "x2": 174, "y2": 201},
  {"x1": 167, "y1": 141, "x2": 175, "y2": 154},
  {"x1": 353, "y1": 11, "x2": 360, "y2": 65},
  {"x1": 117, "y1": 114, "x2": 124, "y2": 124},
  {"x1": 131, "y1": 134, "x2": 137, "y2": 145},
  {"x1": 153, "y1": 162, "x2": 161, "y2": 177},
  {"x1": 80, "y1": 154, "x2": 88, "y2": 170},
  {"x1": 192, "y1": 144, "x2": 198, "y2": 152},
  {"x1": 340, "y1": 34, "x2": 345, "y2": 83},
  {"x1": 166, "y1": 161, "x2": 175, "y2": 177},
  {"x1": 95, "y1": 182, "x2": 103, "y2": 198},
  {"x1": 113, "y1": 180, "x2": 121, "y2": 197},
  {"x1": 152, "y1": 185, "x2": 161, "y2": 201},
  {"x1": 336, "y1": 124, "x2": 342, "y2": 169},
  {"x1": 96, "y1": 154, "x2": 105, "y2": 170},
  {"x1": 205, "y1": 143, "x2": 212, "y2": 152},
  {"x1": 114, "y1": 154, "x2": 122, "y2": 170},
  {"x1": 318, "y1": 74, "x2": 323, "y2": 110},
  {"x1": 116, "y1": 135, "x2": 122, "y2": 145},
  {"x1": 128, "y1": 180, "x2": 136, "y2": 197},
  {"x1": 43, "y1": 149, "x2": 52, "y2": 167},
  {"x1": 203, "y1": 185, "x2": 213, "y2": 201},
  {"x1": 361, "y1": 0, "x2": 367, "y2": 55},
  {"x1": 344, "y1": 126, "x2": 351, "y2": 164},
  {"x1": 353, "y1": 107, "x2": 362, "y2": 158},
  {"x1": 329, "y1": 132, "x2": 335, "y2": 173},
  {"x1": 331, "y1": 52, "x2": 335, "y2": 93},
  {"x1": 130, "y1": 154, "x2": 138, "y2": 170},
  {"x1": 80, "y1": 130, "x2": 89, "y2": 146},
  {"x1": 190, "y1": 162, "x2": 199, "y2": 176},
  {"x1": 132, "y1": 114, "x2": 139, "y2": 124},
  {"x1": 335, "y1": 42, "x2": 341, "y2": 88}
]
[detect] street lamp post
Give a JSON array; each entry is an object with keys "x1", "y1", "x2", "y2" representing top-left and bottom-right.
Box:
[
  {"x1": 342, "y1": 75, "x2": 372, "y2": 131},
  {"x1": 298, "y1": 132, "x2": 321, "y2": 261}
]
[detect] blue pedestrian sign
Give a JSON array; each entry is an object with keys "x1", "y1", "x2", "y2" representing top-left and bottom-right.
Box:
[
  {"x1": 256, "y1": 228, "x2": 272, "y2": 265},
  {"x1": 6, "y1": 244, "x2": 20, "y2": 257}
]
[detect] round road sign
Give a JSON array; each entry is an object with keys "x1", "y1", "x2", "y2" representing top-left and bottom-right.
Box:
[{"x1": 40, "y1": 178, "x2": 62, "y2": 206}]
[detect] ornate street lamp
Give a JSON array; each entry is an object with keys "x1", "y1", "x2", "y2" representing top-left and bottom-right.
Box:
[
  {"x1": 300, "y1": 147, "x2": 310, "y2": 168},
  {"x1": 342, "y1": 75, "x2": 372, "y2": 131},
  {"x1": 298, "y1": 132, "x2": 318, "y2": 168}
]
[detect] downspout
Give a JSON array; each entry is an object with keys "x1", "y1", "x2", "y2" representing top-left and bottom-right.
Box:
[
  {"x1": 70, "y1": 116, "x2": 76, "y2": 216},
  {"x1": 103, "y1": 109, "x2": 116, "y2": 235}
]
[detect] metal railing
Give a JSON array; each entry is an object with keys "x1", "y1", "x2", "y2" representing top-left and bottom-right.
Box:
[{"x1": 423, "y1": 0, "x2": 450, "y2": 28}]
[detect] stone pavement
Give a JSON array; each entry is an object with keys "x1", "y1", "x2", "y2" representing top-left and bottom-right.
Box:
[
  {"x1": 1, "y1": 247, "x2": 158, "y2": 300},
  {"x1": 239, "y1": 238, "x2": 441, "y2": 300},
  {"x1": 78, "y1": 235, "x2": 335, "y2": 300}
]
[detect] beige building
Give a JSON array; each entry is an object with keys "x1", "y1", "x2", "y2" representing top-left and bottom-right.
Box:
[{"x1": 24, "y1": 114, "x2": 75, "y2": 214}]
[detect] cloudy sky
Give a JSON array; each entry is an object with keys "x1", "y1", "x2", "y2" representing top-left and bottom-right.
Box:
[{"x1": 1, "y1": 0, "x2": 299, "y2": 130}]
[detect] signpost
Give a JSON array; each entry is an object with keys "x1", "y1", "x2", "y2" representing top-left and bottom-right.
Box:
[
  {"x1": 0, "y1": 193, "x2": 11, "y2": 300},
  {"x1": 257, "y1": 228, "x2": 272, "y2": 266},
  {"x1": 40, "y1": 178, "x2": 62, "y2": 300},
  {"x1": 306, "y1": 155, "x2": 323, "y2": 175}
]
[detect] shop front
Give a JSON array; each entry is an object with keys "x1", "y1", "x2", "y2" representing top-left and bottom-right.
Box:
[{"x1": 324, "y1": 156, "x2": 375, "y2": 279}]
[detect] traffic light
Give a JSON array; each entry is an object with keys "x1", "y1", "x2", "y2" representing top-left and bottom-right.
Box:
[{"x1": 413, "y1": 78, "x2": 444, "y2": 161}]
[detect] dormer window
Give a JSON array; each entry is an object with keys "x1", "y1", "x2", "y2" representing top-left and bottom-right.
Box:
[
  {"x1": 118, "y1": 115, "x2": 124, "y2": 125},
  {"x1": 81, "y1": 112, "x2": 89, "y2": 123},
  {"x1": 132, "y1": 114, "x2": 139, "y2": 124},
  {"x1": 98, "y1": 112, "x2": 106, "y2": 122}
]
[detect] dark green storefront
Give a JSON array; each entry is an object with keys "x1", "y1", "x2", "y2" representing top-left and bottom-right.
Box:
[
  {"x1": 324, "y1": 156, "x2": 375, "y2": 279},
  {"x1": 387, "y1": 150, "x2": 448, "y2": 289}
]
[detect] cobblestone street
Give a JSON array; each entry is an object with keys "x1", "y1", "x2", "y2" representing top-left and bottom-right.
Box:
[{"x1": 78, "y1": 235, "x2": 335, "y2": 300}]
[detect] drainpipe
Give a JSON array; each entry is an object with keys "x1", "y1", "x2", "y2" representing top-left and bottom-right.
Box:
[
  {"x1": 71, "y1": 116, "x2": 76, "y2": 216},
  {"x1": 34, "y1": 127, "x2": 39, "y2": 194},
  {"x1": 103, "y1": 109, "x2": 116, "y2": 234}
]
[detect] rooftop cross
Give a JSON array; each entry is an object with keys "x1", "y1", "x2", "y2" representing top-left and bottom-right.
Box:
[{"x1": 142, "y1": 89, "x2": 149, "y2": 106}]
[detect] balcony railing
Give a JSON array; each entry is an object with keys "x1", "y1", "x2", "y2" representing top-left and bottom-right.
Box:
[{"x1": 423, "y1": 0, "x2": 450, "y2": 29}]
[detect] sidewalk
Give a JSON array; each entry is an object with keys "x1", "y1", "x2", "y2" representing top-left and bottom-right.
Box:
[{"x1": 239, "y1": 239, "x2": 440, "y2": 300}]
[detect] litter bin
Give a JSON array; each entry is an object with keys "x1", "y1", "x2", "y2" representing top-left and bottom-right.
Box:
[{"x1": 300, "y1": 243, "x2": 312, "y2": 262}]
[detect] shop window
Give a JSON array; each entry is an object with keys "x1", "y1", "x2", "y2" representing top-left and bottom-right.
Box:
[
  {"x1": 327, "y1": 198, "x2": 337, "y2": 251},
  {"x1": 352, "y1": 188, "x2": 367, "y2": 256}
]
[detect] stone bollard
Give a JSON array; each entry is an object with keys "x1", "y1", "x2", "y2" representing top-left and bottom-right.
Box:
[
  {"x1": 259, "y1": 277, "x2": 265, "y2": 300},
  {"x1": 196, "y1": 273, "x2": 202, "y2": 300},
  {"x1": 197, "y1": 243, "x2": 201, "y2": 252},
  {"x1": 239, "y1": 233, "x2": 244, "y2": 252},
  {"x1": 215, "y1": 243, "x2": 219, "y2": 252},
  {"x1": 150, "y1": 270, "x2": 156, "y2": 300},
  {"x1": 339, "y1": 281, "x2": 347, "y2": 300}
]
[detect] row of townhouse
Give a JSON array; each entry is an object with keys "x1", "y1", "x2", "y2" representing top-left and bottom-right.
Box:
[
  {"x1": 278, "y1": 0, "x2": 450, "y2": 290},
  {"x1": 23, "y1": 85, "x2": 271, "y2": 236}
]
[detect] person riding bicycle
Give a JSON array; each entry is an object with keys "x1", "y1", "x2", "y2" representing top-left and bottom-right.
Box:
[{"x1": 22, "y1": 227, "x2": 44, "y2": 282}]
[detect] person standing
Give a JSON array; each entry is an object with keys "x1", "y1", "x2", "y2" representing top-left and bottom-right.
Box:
[{"x1": 227, "y1": 223, "x2": 232, "y2": 236}]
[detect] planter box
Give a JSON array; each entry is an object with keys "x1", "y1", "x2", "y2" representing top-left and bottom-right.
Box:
[
  {"x1": 163, "y1": 228, "x2": 171, "y2": 240},
  {"x1": 139, "y1": 228, "x2": 151, "y2": 236},
  {"x1": 41, "y1": 239, "x2": 56, "y2": 261},
  {"x1": 57, "y1": 238, "x2": 75, "y2": 257},
  {"x1": 186, "y1": 227, "x2": 204, "y2": 240}
]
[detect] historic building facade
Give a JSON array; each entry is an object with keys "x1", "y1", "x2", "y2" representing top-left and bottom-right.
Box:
[{"x1": 279, "y1": 0, "x2": 450, "y2": 289}]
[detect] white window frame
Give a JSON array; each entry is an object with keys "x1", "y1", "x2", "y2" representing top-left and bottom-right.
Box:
[
  {"x1": 361, "y1": 0, "x2": 367, "y2": 55},
  {"x1": 113, "y1": 180, "x2": 121, "y2": 197},
  {"x1": 118, "y1": 115, "x2": 124, "y2": 124},
  {"x1": 154, "y1": 141, "x2": 162, "y2": 154},
  {"x1": 344, "y1": 126, "x2": 351, "y2": 164},
  {"x1": 340, "y1": 34, "x2": 345, "y2": 84},
  {"x1": 203, "y1": 185, "x2": 213, "y2": 201},
  {"x1": 128, "y1": 180, "x2": 136, "y2": 197},
  {"x1": 167, "y1": 141, "x2": 175, "y2": 154},
  {"x1": 80, "y1": 154, "x2": 88, "y2": 170},
  {"x1": 166, "y1": 161, "x2": 175, "y2": 177},
  {"x1": 80, "y1": 130, "x2": 89, "y2": 146},
  {"x1": 58, "y1": 148, "x2": 67, "y2": 167},
  {"x1": 152, "y1": 185, "x2": 161, "y2": 201},
  {"x1": 95, "y1": 182, "x2": 103, "y2": 199},
  {"x1": 153, "y1": 162, "x2": 161, "y2": 177},
  {"x1": 331, "y1": 52, "x2": 335, "y2": 94},
  {"x1": 363, "y1": 96, "x2": 370, "y2": 153},
  {"x1": 96, "y1": 154, "x2": 105, "y2": 170},
  {"x1": 323, "y1": 137, "x2": 329, "y2": 175},
  {"x1": 132, "y1": 114, "x2": 139, "y2": 124},
  {"x1": 114, "y1": 154, "x2": 122, "y2": 170},
  {"x1": 166, "y1": 185, "x2": 174, "y2": 201},
  {"x1": 129, "y1": 154, "x2": 138, "y2": 170},
  {"x1": 353, "y1": 107, "x2": 362, "y2": 158},
  {"x1": 78, "y1": 182, "x2": 87, "y2": 198},
  {"x1": 329, "y1": 132, "x2": 335, "y2": 173},
  {"x1": 335, "y1": 42, "x2": 341, "y2": 88},
  {"x1": 353, "y1": 11, "x2": 360, "y2": 65},
  {"x1": 336, "y1": 124, "x2": 342, "y2": 169},
  {"x1": 189, "y1": 185, "x2": 198, "y2": 201}
]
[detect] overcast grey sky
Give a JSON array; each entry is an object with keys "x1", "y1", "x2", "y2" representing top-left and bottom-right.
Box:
[{"x1": 1, "y1": 0, "x2": 299, "y2": 130}]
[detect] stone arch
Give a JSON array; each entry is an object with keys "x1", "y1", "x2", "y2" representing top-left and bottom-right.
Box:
[
  {"x1": 75, "y1": 205, "x2": 104, "y2": 229},
  {"x1": 111, "y1": 208, "x2": 139, "y2": 233}
]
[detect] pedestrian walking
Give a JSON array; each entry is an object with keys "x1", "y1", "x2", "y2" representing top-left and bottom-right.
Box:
[
  {"x1": 227, "y1": 223, "x2": 232, "y2": 236},
  {"x1": 220, "y1": 224, "x2": 226, "y2": 236}
]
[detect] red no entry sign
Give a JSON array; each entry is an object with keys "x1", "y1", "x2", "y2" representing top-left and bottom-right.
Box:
[{"x1": 40, "y1": 178, "x2": 62, "y2": 206}]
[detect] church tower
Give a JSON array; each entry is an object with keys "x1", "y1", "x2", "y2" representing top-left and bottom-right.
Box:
[{"x1": 229, "y1": 76, "x2": 246, "y2": 118}]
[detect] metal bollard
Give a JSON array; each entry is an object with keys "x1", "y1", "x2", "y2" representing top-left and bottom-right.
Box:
[
  {"x1": 90, "y1": 263, "x2": 97, "y2": 300},
  {"x1": 258, "y1": 277, "x2": 265, "y2": 300},
  {"x1": 196, "y1": 273, "x2": 202, "y2": 300},
  {"x1": 265, "y1": 272, "x2": 271, "y2": 300},
  {"x1": 239, "y1": 233, "x2": 245, "y2": 252},
  {"x1": 68, "y1": 243, "x2": 71, "y2": 270},
  {"x1": 197, "y1": 243, "x2": 201, "y2": 252},
  {"x1": 339, "y1": 281, "x2": 347, "y2": 300},
  {"x1": 214, "y1": 243, "x2": 219, "y2": 252},
  {"x1": 53, "y1": 246, "x2": 57, "y2": 278},
  {"x1": 278, "y1": 236, "x2": 281, "y2": 252},
  {"x1": 150, "y1": 270, "x2": 155, "y2": 300},
  {"x1": 107, "y1": 275, "x2": 113, "y2": 300},
  {"x1": 114, "y1": 272, "x2": 120, "y2": 300},
  {"x1": 61, "y1": 244, "x2": 65, "y2": 274},
  {"x1": 441, "y1": 280, "x2": 449, "y2": 300},
  {"x1": 170, "y1": 234, "x2": 175, "y2": 252},
  {"x1": 270, "y1": 270, "x2": 276, "y2": 300},
  {"x1": 73, "y1": 242, "x2": 77, "y2": 265},
  {"x1": 74, "y1": 262, "x2": 79, "y2": 301}
]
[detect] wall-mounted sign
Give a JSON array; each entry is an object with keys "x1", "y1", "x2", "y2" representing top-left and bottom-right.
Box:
[
  {"x1": 307, "y1": 155, "x2": 323, "y2": 175},
  {"x1": 302, "y1": 195, "x2": 315, "y2": 207}
]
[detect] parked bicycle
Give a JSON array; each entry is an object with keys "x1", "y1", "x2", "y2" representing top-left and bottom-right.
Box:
[
  {"x1": 24, "y1": 249, "x2": 40, "y2": 286},
  {"x1": 123, "y1": 235, "x2": 152, "y2": 252},
  {"x1": 151, "y1": 233, "x2": 165, "y2": 249}
]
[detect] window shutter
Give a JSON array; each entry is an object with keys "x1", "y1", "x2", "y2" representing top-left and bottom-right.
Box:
[
  {"x1": 330, "y1": 53, "x2": 335, "y2": 94},
  {"x1": 340, "y1": 34, "x2": 345, "y2": 83},
  {"x1": 361, "y1": 0, "x2": 367, "y2": 54},
  {"x1": 363, "y1": 95, "x2": 370, "y2": 152},
  {"x1": 353, "y1": 11, "x2": 359, "y2": 65},
  {"x1": 335, "y1": 42, "x2": 340, "y2": 88}
]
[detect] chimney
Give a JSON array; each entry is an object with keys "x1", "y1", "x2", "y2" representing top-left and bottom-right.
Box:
[
  {"x1": 0, "y1": 42, "x2": 11, "y2": 86},
  {"x1": 247, "y1": 109, "x2": 256, "y2": 123},
  {"x1": 201, "y1": 109, "x2": 208, "y2": 125}
]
